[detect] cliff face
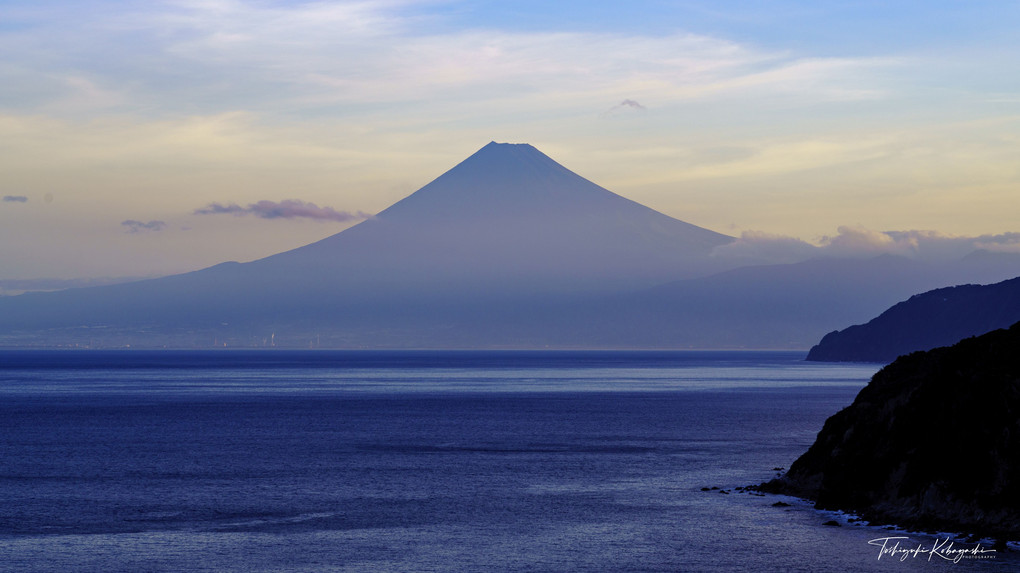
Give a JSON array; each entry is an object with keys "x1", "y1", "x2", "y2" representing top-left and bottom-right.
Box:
[
  {"x1": 806, "y1": 276, "x2": 1020, "y2": 363},
  {"x1": 767, "y1": 321, "x2": 1020, "y2": 538}
]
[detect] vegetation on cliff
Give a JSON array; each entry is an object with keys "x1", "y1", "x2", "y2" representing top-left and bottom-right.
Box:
[{"x1": 767, "y1": 321, "x2": 1020, "y2": 538}]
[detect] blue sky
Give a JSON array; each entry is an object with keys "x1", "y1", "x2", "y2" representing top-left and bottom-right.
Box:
[{"x1": 1, "y1": 0, "x2": 1019, "y2": 280}]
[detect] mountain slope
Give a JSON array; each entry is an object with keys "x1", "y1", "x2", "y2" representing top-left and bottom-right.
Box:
[
  {"x1": 806, "y1": 276, "x2": 1020, "y2": 362},
  {"x1": 254, "y1": 141, "x2": 734, "y2": 294}
]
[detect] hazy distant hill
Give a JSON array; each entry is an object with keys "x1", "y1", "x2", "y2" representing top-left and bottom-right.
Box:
[
  {"x1": 3, "y1": 142, "x2": 1020, "y2": 349},
  {"x1": 552, "y1": 254, "x2": 1020, "y2": 350},
  {"x1": 805, "y1": 276, "x2": 1020, "y2": 362}
]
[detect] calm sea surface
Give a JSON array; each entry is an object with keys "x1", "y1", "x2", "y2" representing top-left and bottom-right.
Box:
[{"x1": 0, "y1": 350, "x2": 1014, "y2": 572}]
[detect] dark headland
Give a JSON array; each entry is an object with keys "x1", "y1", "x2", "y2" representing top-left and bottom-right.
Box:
[
  {"x1": 764, "y1": 321, "x2": 1020, "y2": 541},
  {"x1": 806, "y1": 275, "x2": 1020, "y2": 363}
]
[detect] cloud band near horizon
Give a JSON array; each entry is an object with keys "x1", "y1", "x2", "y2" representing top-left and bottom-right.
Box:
[{"x1": 712, "y1": 227, "x2": 1020, "y2": 265}]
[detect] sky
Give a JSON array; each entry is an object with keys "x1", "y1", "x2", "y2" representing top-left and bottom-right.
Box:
[{"x1": 1, "y1": 0, "x2": 1019, "y2": 281}]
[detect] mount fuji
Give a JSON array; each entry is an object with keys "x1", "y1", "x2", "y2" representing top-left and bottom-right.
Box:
[
  {"x1": 249, "y1": 141, "x2": 735, "y2": 295},
  {"x1": 0, "y1": 142, "x2": 736, "y2": 347}
]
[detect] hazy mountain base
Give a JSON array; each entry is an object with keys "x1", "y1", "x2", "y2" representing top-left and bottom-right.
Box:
[{"x1": 5, "y1": 251, "x2": 1020, "y2": 349}]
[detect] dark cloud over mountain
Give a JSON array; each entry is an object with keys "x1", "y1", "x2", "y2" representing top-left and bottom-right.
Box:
[
  {"x1": 121, "y1": 220, "x2": 166, "y2": 233},
  {"x1": 194, "y1": 199, "x2": 372, "y2": 222}
]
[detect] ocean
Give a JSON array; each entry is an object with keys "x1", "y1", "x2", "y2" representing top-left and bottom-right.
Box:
[{"x1": 0, "y1": 350, "x2": 1013, "y2": 572}]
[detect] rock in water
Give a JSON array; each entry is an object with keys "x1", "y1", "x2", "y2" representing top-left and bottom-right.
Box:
[{"x1": 765, "y1": 321, "x2": 1020, "y2": 538}]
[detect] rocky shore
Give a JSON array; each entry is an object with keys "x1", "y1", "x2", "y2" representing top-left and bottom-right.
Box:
[{"x1": 764, "y1": 321, "x2": 1020, "y2": 540}]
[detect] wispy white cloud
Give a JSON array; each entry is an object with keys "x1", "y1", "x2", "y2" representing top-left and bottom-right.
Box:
[
  {"x1": 879, "y1": 229, "x2": 1020, "y2": 259},
  {"x1": 0, "y1": 1, "x2": 901, "y2": 118},
  {"x1": 710, "y1": 230, "x2": 818, "y2": 264}
]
